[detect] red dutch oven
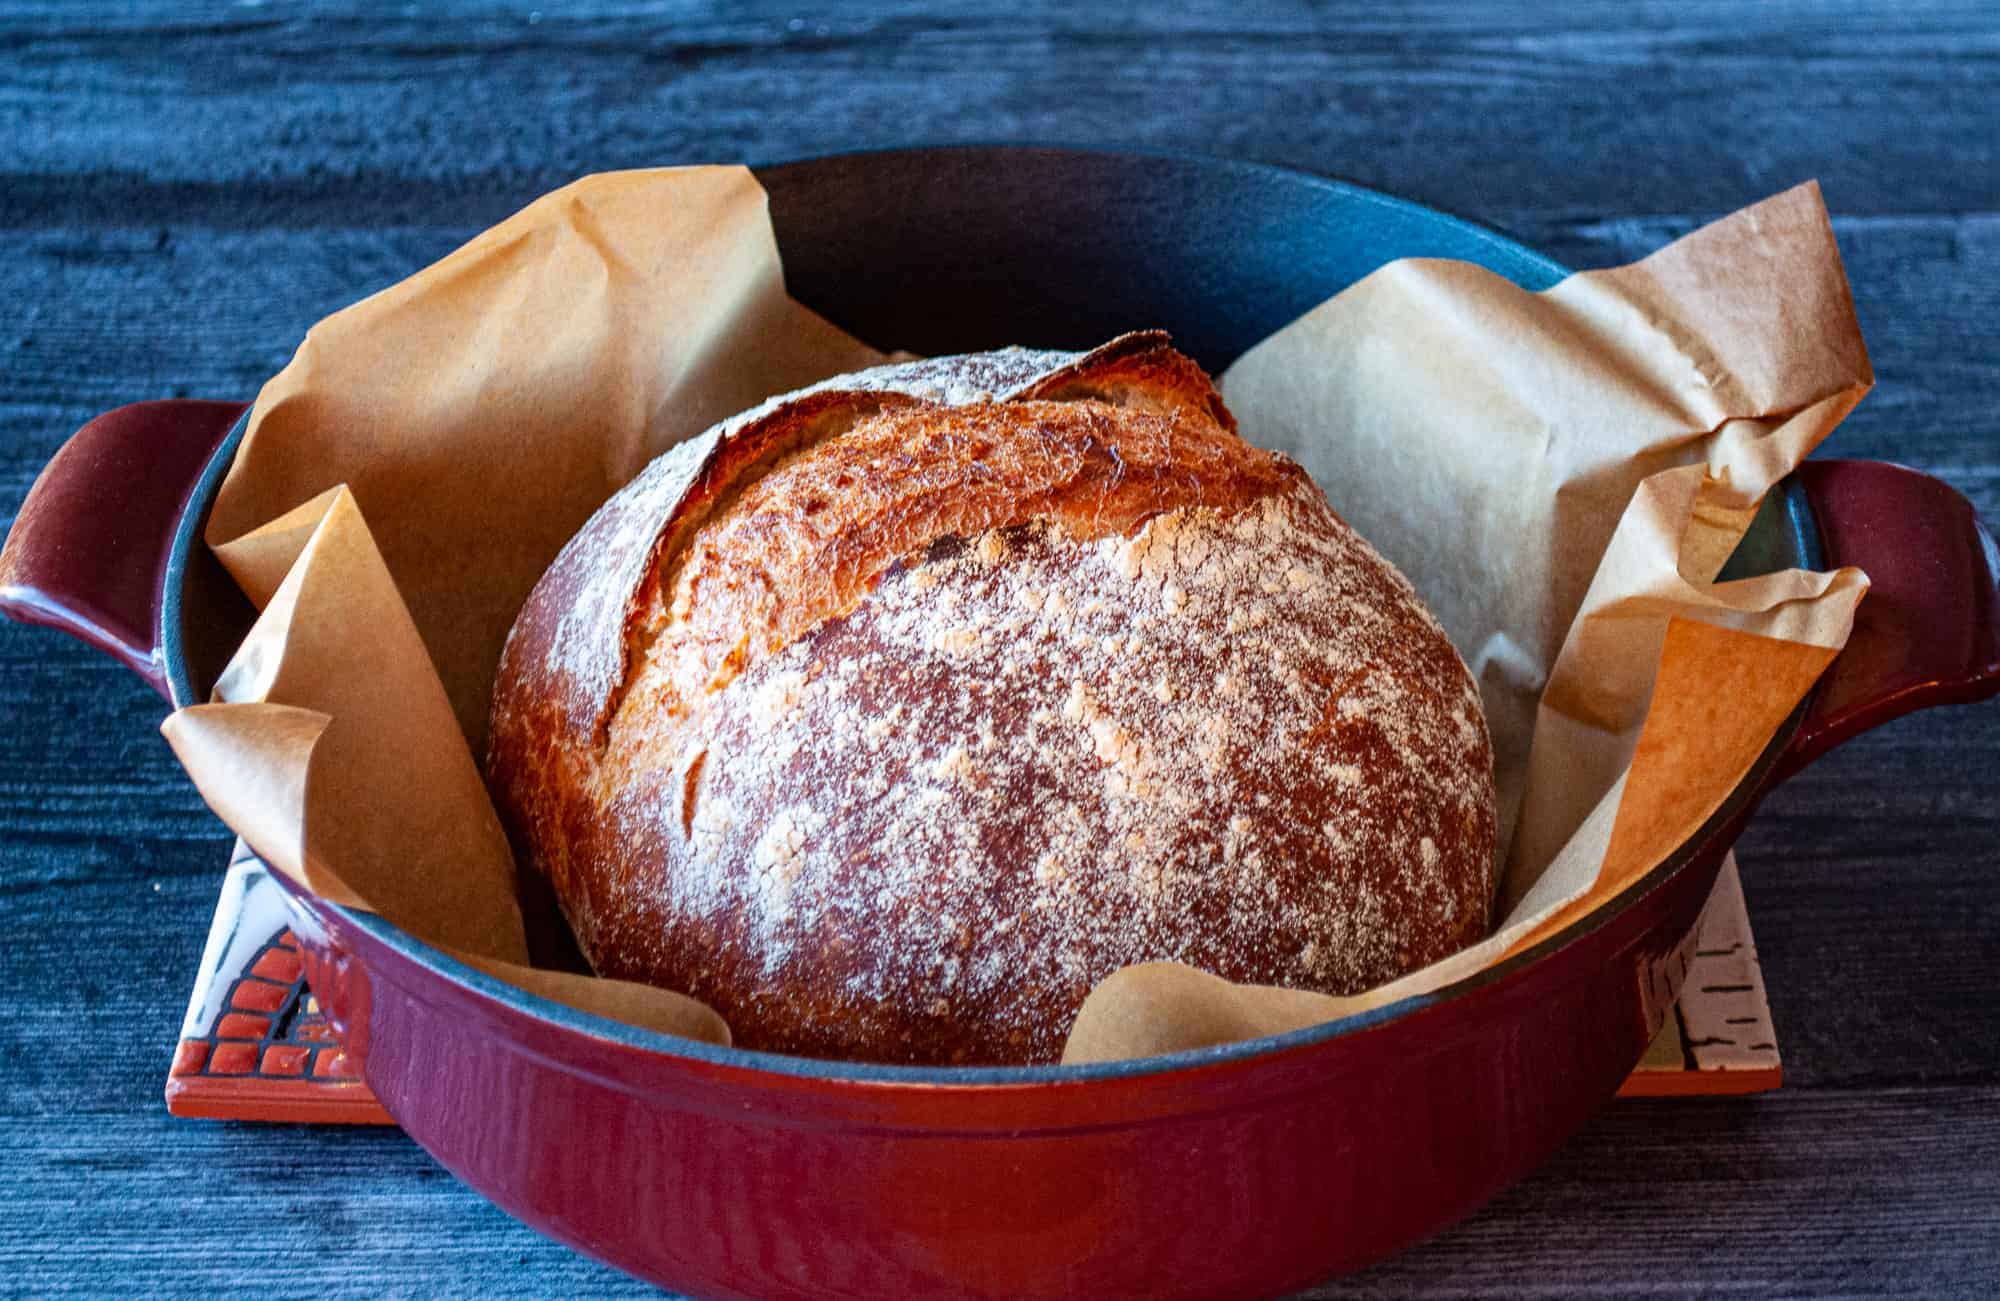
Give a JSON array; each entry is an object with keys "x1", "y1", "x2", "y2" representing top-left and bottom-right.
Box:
[{"x1": 5, "y1": 149, "x2": 1998, "y2": 1299}]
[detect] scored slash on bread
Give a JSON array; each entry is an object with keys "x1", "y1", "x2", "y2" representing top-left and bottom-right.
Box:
[
  {"x1": 495, "y1": 331, "x2": 1232, "y2": 749},
  {"x1": 487, "y1": 334, "x2": 1498, "y2": 1065}
]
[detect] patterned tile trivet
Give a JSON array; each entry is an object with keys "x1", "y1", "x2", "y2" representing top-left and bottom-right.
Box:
[
  {"x1": 165, "y1": 842, "x2": 387, "y2": 1123},
  {"x1": 1619, "y1": 853, "x2": 1783, "y2": 1096},
  {"x1": 166, "y1": 843, "x2": 1780, "y2": 1122}
]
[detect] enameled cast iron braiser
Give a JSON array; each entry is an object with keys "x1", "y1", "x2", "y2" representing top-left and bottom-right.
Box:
[{"x1": 6, "y1": 148, "x2": 1999, "y2": 1299}]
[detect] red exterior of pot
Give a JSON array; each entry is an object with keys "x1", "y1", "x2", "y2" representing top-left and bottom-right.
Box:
[
  {"x1": 277, "y1": 829, "x2": 1720, "y2": 1300},
  {"x1": 7, "y1": 392, "x2": 2000, "y2": 1297},
  {"x1": 5, "y1": 398, "x2": 1996, "y2": 1294}
]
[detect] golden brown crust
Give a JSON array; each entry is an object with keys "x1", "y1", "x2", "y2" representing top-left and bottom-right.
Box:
[
  {"x1": 488, "y1": 337, "x2": 1498, "y2": 1065},
  {"x1": 611, "y1": 396, "x2": 1290, "y2": 751}
]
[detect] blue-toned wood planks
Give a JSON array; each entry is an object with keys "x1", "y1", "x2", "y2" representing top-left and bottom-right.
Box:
[{"x1": 1, "y1": 2, "x2": 1996, "y2": 1295}]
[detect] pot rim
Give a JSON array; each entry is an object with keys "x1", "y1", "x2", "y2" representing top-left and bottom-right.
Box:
[{"x1": 161, "y1": 144, "x2": 1821, "y2": 1089}]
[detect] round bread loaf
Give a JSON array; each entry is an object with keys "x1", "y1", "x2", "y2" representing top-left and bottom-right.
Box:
[{"x1": 487, "y1": 333, "x2": 1496, "y2": 1065}]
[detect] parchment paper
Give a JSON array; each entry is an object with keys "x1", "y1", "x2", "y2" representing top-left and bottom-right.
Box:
[
  {"x1": 162, "y1": 485, "x2": 729, "y2": 1043},
  {"x1": 158, "y1": 167, "x2": 1871, "y2": 1064},
  {"x1": 1065, "y1": 183, "x2": 1869, "y2": 1061},
  {"x1": 202, "y1": 166, "x2": 885, "y2": 752}
]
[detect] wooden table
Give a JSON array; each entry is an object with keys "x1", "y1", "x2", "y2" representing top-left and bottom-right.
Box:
[{"x1": 3, "y1": 2, "x2": 1995, "y2": 1294}]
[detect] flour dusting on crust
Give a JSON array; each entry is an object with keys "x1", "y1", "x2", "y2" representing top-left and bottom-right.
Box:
[
  {"x1": 486, "y1": 337, "x2": 1498, "y2": 1067},
  {"x1": 590, "y1": 479, "x2": 1494, "y2": 1064}
]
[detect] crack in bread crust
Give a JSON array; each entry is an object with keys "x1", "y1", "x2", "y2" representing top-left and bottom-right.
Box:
[
  {"x1": 614, "y1": 332, "x2": 1243, "y2": 739},
  {"x1": 608, "y1": 393, "x2": 1293, "y2": 766}
]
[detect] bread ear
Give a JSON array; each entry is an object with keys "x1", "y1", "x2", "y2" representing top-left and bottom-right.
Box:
[{"x1": 1010, "y1": 331, "x2": 1236, "y2": 433}]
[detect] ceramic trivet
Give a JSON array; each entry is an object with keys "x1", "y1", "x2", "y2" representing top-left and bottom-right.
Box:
[{"x1": 166, "y1": 844, "x2": 1779, "y2": 1120}]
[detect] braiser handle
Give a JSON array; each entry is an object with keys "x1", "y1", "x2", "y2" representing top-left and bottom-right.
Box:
[
  {"x1": 0, "y1": 399, "x2": 248, "y2": 700},
  {"x1": 1775, "y1": 458, "x2": 2000, "y2": 782}
]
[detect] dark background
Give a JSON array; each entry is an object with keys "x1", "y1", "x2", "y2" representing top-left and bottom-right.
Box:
[{"x1": 3, "y1": 2, "x2": 1996, "y2": 1294}]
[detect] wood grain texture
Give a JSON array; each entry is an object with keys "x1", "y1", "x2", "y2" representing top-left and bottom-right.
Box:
[
  {"x1": 0, "y1": 1088, "x2": 1995, "y2": 1296},
  {"x1": 1, "y1": 0, "x2": 1996, "y2": 1294}
]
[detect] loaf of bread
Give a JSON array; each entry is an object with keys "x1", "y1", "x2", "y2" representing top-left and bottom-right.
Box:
[{"x1": 486, "y1": 333, "x2": 1496, "y2": 1065}]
